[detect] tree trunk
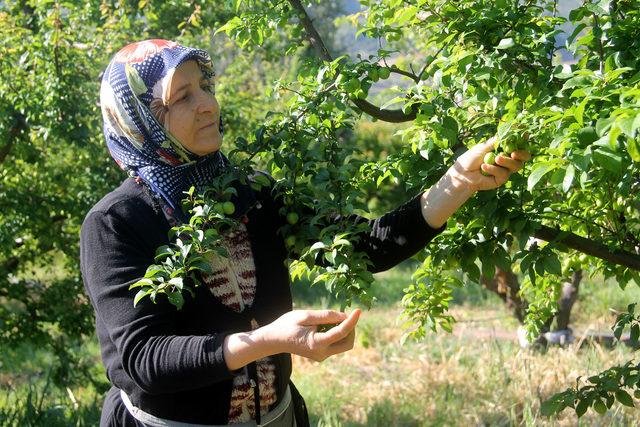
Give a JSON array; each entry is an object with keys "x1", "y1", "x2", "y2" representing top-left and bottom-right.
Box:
[
  {"x1": 554, "y1": 270, "x2": 582, "y2": 331},
  {"x1": 480, "y1": 267, "x2": 526, "y2": 324},
  {"x1": 480, "y1": 267, "x2": 583, "y2": 333}
]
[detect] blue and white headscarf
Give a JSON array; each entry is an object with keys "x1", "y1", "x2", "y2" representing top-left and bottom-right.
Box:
[{"x1": 100, "y1": 39, "x2": 228, "y2": 215}]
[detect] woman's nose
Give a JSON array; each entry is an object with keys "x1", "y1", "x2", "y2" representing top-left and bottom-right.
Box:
[{"x1": 196, "y1": 91, "x2": 218, "y2": 115}]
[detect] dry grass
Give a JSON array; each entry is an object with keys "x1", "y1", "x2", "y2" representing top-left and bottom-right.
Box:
[{"x1": 292, "y1": 306, "x2": 640, "y2": 427}]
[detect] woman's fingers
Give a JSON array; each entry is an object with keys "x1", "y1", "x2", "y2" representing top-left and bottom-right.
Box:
[
  {"x1": 480, "y1": 163, "x2": 510, "y2": 185},
  {"x1": 511, "y1": 150, "x2": 531, "y2": 162},
  {"x1": 495, "y1": 154, "x2": 523, "y2": 173},
  {"x1": 313, "y1": 309, "x2": 361, "y2": 347},
  {"x1": 297, "y1": 309, "x2": 348, "y2": 326},
  {"x1": 327, "y1": 330, "x2": 356, "y2": 355}
]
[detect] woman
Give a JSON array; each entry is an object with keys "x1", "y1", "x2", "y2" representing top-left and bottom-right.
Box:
[{"x1": 80, "y1": 39, "x2": 529, "y2": 426}]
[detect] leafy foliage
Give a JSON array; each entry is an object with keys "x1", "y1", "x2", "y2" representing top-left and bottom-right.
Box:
[{"x1": 216, "y1": 0, "x2": 640, "y2": 415}]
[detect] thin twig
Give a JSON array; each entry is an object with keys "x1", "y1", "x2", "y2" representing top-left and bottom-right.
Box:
[{"x1": 288, "y1": 0, "x2": 417, "y2": 122}]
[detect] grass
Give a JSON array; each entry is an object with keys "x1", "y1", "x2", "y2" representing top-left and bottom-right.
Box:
[
  {"x1": 293, "y1": 304, "x2": 640, "y2": 426},
  {"x1": 2, "y1": 262, "x2": 639, "y2": 426}
]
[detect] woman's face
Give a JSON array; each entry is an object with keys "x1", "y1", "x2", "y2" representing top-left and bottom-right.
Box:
[{"x1": 165, "y1": 60, "x2": 221, "y2": 156}]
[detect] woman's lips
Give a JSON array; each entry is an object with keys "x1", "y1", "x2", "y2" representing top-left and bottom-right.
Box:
[{"x1": 200, "y1": 121, "x2": 216, "y2": 130}]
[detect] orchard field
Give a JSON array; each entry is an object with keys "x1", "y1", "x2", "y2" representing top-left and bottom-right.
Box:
[
  {"x1": 2, "y1": 264, "x2": 640, "y2": 425},
  {"x1": 1, "y1": 0, "x2": 640, "y2": 425}
]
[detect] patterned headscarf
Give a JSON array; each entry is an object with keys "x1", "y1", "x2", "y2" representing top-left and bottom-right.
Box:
[{"x1": 100, "y1": 39, "x2": 227, "y2": 215}]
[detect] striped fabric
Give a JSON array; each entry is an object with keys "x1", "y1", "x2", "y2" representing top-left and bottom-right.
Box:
[{"x1": 202, "y1": 223, "x2": 277, "y2": 423}]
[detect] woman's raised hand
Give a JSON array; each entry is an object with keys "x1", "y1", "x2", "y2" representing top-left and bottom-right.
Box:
[
  {"x1": 263, "y1": 309, "x2": 361, "y2": 362},
  {"x1": 450, "y1": 138, "x2": 531, "y2": 192}
]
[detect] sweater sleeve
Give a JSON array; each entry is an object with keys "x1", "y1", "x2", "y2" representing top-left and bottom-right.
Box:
[
  {"x1": 333, "y1": 193, "x2": 446, "y2": 273},
  {"x1": 259, "y1": 173, "x2": 445, "y2": 274},
  {"x1": 80, "y1": 203, "x2": 237, "y2": 395}
]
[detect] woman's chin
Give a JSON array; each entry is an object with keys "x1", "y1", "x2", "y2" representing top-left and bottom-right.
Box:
[{"x1": 194, "y1": 135, "x2": 222, "y2": 156}]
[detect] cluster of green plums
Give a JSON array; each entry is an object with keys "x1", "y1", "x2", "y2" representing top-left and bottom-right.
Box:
[
  {"x1": 284, "y1": 211, "x2": 299, "y2": 247},
  {"x1": 481, "y1": 133, "x2": 531, "y2": 176},
  {"x1": 335, "y1": 65, "x2": 392, "y2": 100},
  {"x1": 212, "y1": 201, "x2": 236, "y2": 216}
]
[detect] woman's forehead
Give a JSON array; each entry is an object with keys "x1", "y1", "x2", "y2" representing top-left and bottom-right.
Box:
[{"x1": 174, "y1": 60, "x2": 203, "y2": 82}]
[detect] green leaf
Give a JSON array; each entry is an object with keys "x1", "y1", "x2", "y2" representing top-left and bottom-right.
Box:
[
  {"x1": 627, "y1": 137, "x2": 640, "y2": 162},
  {"x1": 563, "y1": 76, "x2": 592, "y2": 90},
  {"x1": 333, "y1": 238, "x2": 351, "y2": 247},
  {"x1": 631, "y1": 324, "x2": 640, "y2": 343},
  {"x1": 144, "y1": 265, "x2": 164, "y2": 278},
  {"x1": 543, "y1": 255, "x2": 562, "y2": 276},
  {"x1": 214, "y1": 16, "x2": 242, "y2": 36},
  {"x1": 252, "y1": 173, "x2": 272, "y2": 187},
  {"x1": 540, "y1": 398, "x2": 561, "y2": 416},
  {"x1": 380, "y1": 96, "x2": 406, "y2": 110},
  {"x1": 167, "y1": 291, "x2": 185, "y2": 310},
  {"x1": 615, "y1": 390, "x2": 634, "y2": 407},
  {"x1": 309, "y1": 242, "x2": 326, "y2": 252},
  {"x1": 608, "y1": 124, "x2": 622, "y2": 150},
  {"x1": 593, "y1": 399, "x2": 607, "y2": 415},
  {"x1": 592, "y1": 148, "x2": 623, "y2": 176},
  {"x1": 574, "y1": 98, "x2": 588, "y2": 126},
  {"x1": 188, "y1": 260, "x2": 212, "y2": 274},
  {"x1": 154, "y1": 245, "x2": 174, "y2": 262},
  {"x1": 496, "y1": 38, "x2": 515, "y2": 49},
  {"x1": 133, "y1": 289, "x2": 151, "y2": 307},
  {"x1": 482, "y1": 258, "x2": 495, "y2": 280},
  {"x1": 576, "y1": 399, "x2": 590, "y2": 417},
  {"x1": 613, "y1": 323, "x2": 624, "y2": 340},
  {"x1": 562, "y1": 165, "x2": 575, "y2": 193},
  {"x1": 168, "y1": 277, "x2": 184, "y2": 290},
  {"x1": 527, "y1": 162, "x2": 558, "y2": 191},
  {"x1": 129, "y1": 278, "x2": 153, "y2": 289}
]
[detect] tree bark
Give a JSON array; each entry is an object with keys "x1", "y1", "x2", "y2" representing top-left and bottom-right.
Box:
[
  {"x1": 481, "y1": 267, "x2": 526, "y2": 323},
  {"x1": 532, "y1": 223, "x2": 640, "y2": 271},
  {"x1": 555, "y1": 270, "x2": 582, "y2": 331},
  {"x1": 481, "y1": 266, "x2": 583, "y2": 332}
]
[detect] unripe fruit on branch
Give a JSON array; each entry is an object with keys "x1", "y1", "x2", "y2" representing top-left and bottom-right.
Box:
[
  {"x1": 286, "y1": 212, "x2": 299, "y2": 225},
  {"x1": 344, "y1": 78, "x2": 360, "y2": 93},
  {"x1": 481, "y1": 151, "x2": 496, "y2": 176},
  {"x1": 484, "y1": 152, "x2": 497, "y2": 165},
  {"x1": 378, "y1": 67, "x2": 390, "y2": 79},
  {"x1": 222, "y1": 201, "x2": 235, "y2": 215},
  {"x1": 503, "y1": 141, "x2": 516, "y2": 155},
  {"x1": 285, "y1": 235, "x2": 296, "y2": 247},
  {"x1": 577, "y1": 126, "x2": 598, "y2": 146},
  {"x1": 369, "y1": 68, "x2": 379, "y2": 82}
]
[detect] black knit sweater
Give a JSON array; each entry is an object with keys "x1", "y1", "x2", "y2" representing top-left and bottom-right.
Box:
[{"x1": 80, "y1": 177, "x2": 445, "y2": 425}]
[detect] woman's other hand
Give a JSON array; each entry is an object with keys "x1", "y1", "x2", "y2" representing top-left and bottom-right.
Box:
[
  {"x1": 223, "y1": 309, "x2": 361, "y2": 370},
  {"x1": 263, "y1": 309, "x2": 361, "y2": 362},
  {"x1": 450, "y1": 138, "x2": 532, "y2": 192}
]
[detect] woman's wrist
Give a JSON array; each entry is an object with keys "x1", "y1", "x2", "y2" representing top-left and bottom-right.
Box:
[
  {"x1": 222, "y1": 327, "x2": 280, "y2": 371},
  {"x1": 420, "y1": 165, "x2": 476, "y2": 229}
]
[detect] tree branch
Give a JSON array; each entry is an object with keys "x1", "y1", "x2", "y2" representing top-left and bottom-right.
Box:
[
  {"x1": 532, "y1": 223, "x2": 640, "y2": 271},
  {"x1": 288, "y1": 0, "x2": 416, "y2": 123}
]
